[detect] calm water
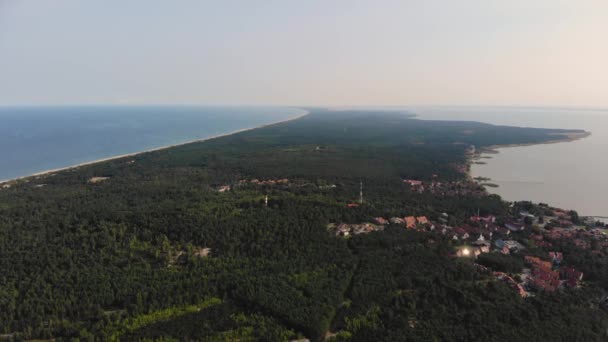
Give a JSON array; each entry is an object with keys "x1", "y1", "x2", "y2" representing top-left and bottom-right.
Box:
[
  {"x1": 410, "y1": 106, "x2": 608, "y2": 216},
  {"x1": 0, "y1": 106, "x2": 304, "y2": 181}
]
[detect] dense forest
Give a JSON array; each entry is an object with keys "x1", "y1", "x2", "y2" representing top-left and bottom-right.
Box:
[{"x1": 0, "y1": 109, "x2": 604, "y2": 341}]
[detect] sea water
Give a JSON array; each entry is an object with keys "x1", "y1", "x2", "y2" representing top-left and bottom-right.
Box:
[
  {"x1": 410, "y1": 106, "x2": 608, "y2": 216},
  {"x1": 0, "y1": 105, "x2": 304, "y2": 181}
]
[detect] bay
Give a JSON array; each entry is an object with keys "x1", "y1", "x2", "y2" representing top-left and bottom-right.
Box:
[{"x1": 410, "y1": 106, "x2": 608, "y2": 216}]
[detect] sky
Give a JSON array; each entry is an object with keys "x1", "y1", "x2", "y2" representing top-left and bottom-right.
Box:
[{"x1": 0, "y1": 0, "x2": 606, "y2": 107}]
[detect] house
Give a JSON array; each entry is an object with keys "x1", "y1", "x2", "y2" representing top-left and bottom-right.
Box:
[
  {"x1": 529, "y1": 268, "x2": 561, "y2": 292},
  {"x1": 335, "y1": 223, "x2": 351, "y2": 237},
  {"x1": 347, "y1": 203, "x2": 360, "y2": 208},
  {"x1": 373, "y1": 217, "x2": 389, "y2": 225},
  {"x1": 471, "y1": 240, "x2": 491, "y2": 253},
  {"x1": 525, "y1": 256, "x2": 552, "y2": 271},
  {"x1": 505, "y1": 222, "x2": 525, "y2": 232},
  {"x1": 390, "y1": 217, "x2": 405, "y2": 224},
  {"x1": 470, "y1": 215, "x2": 496, "y2": 224},
  {"x1": 519, "y1": 211, "x2": 536, "y2": 220},
  {"x1": 193, "y1": 247, "x2": 212, "y2": 257},
  {"x1": 503, "y1": 240, "x2": 525, "y2": 252},
  {"x1": 545, "y1": 229, "x2": 574, "y2": 240},
  {"x1": 334, "y1": 223, "x2": 384, "y2": 235},
  {"x1": 548, "y1": 252, "x2": 563, "y2": 265},
  {"x1": 405, "y1": 216, "x2": 417, "y2": 229},
  {"x1": 403, "y1": 179, "x2": 423, "y2": 186},
  {"x1": 216, "y1": 185, "x2": 231, "y2": 192},
  {"x1": 416, "y1": 216, "x2": 429, "y2": 225}
]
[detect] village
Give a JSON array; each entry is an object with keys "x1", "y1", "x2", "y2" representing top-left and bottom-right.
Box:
[
  {"x1": 332, "y1": 199, "x2": 605, "y2": 298},
  {"x1": 403, "y1": 178, "x2": 487, "y2": 197},
  {"x1": 213, "y1": 175, "x2": 602, "y2": 299}
]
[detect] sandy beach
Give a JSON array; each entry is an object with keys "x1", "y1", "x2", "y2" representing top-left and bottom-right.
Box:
[{"x1": 0, "y1": 110, "x2": 309, "y2": 185}]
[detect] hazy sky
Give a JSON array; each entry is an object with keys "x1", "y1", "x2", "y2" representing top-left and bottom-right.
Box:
[{"x1": 1, "y1": 0, "x2": 606, "y2": 107}]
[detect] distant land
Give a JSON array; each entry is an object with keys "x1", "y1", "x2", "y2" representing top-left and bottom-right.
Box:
[{"x1": 3, "y1": 109, "x2": 607, "y2": 341}]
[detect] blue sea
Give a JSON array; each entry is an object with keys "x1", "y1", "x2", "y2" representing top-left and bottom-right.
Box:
[{"x1": 0, "y1": 106, "x2": 304, "y2": 181}]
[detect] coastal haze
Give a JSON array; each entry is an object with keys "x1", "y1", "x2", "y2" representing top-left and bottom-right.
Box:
[
  {"x1": 412, "y1": 106, "x2": 608, "y2": 217},
  {"x1": 0, "y1": 106, "x2": 304, "y2": 181},
  {"x1": 1, "y1": 1, "x2": 607, "y2": 107}
]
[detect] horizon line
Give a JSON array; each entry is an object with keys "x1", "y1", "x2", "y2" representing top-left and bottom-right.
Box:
[{"x1": 0, "y1": 103, "x2": 607, "y2": 112}]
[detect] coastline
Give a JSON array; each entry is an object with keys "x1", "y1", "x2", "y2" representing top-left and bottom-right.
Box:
[
  {"x1": 0, "y1": 109, "x2": 309, "y2": 185},
  {"x1": 466, "y1": 131, "x2": 591, "y2": 184},
  {"x1": 478, "y1": 131, "x2": 591, "y2": 154},
  {"x1": 467, "y1": 130, "x2": 598, "y2": 215}
]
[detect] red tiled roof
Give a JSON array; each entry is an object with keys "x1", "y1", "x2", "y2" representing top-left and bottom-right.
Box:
[{"x1": 405, "y1": 216, "x2": 417, "y2": 229}]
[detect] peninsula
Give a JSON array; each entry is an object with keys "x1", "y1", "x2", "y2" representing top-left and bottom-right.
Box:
[{"x1": 1, "y1": 109, "x2": 605, "y2": 341}]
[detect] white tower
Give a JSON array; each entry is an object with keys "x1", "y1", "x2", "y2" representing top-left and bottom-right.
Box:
[{"x1": 359, "y1": 181, "x2": 363, "y2": 204}]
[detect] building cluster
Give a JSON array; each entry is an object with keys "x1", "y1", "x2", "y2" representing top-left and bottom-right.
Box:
[
  {"x1": 444, "y1": 206, "x2": 592, "y2": 296},
  {"x1": 215, "y1": 185, "x2": 231, "y2": 192},
  {"x1": 215, "y1": 178, "x2": 292, "y2": 192},
  {"x1": 334, "y1": 190, "x2": 603, "y2": 298},
  {"x1": 334, "y1": 223, "x2": 384, "y2": 237},
  {"x1": 523, "y1": 255, "x2": 583, "y2": 292},
  {"x1": 376, "y1": 215, "x2": 431, "y2": 229},
  {"x1": 334, "y1": 214, "x2": 433, "y2": 237},
  {"x1": 239, "y1": 178, "x2": 290, "y2": 186},
  {"x1": 544, "y1": 227, "x2": 608, "y2": 254},
  {"x1": 402, "y1": 178, "x2": 486, "y2": 197}
]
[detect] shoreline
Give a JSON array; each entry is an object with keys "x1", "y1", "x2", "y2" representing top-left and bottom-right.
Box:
[
  {"x1": 0, "y1": 109, "x2": 309, "y2": 185},
  {"x1": 467, "y1": 130, "x2": 597, "y2": 215},
  {"x1": 478, "y1": 131, "x2": 591, "y2": 154},
  {"x1": 466, "y1": 131, "x2": 591, "y2": 187}
]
